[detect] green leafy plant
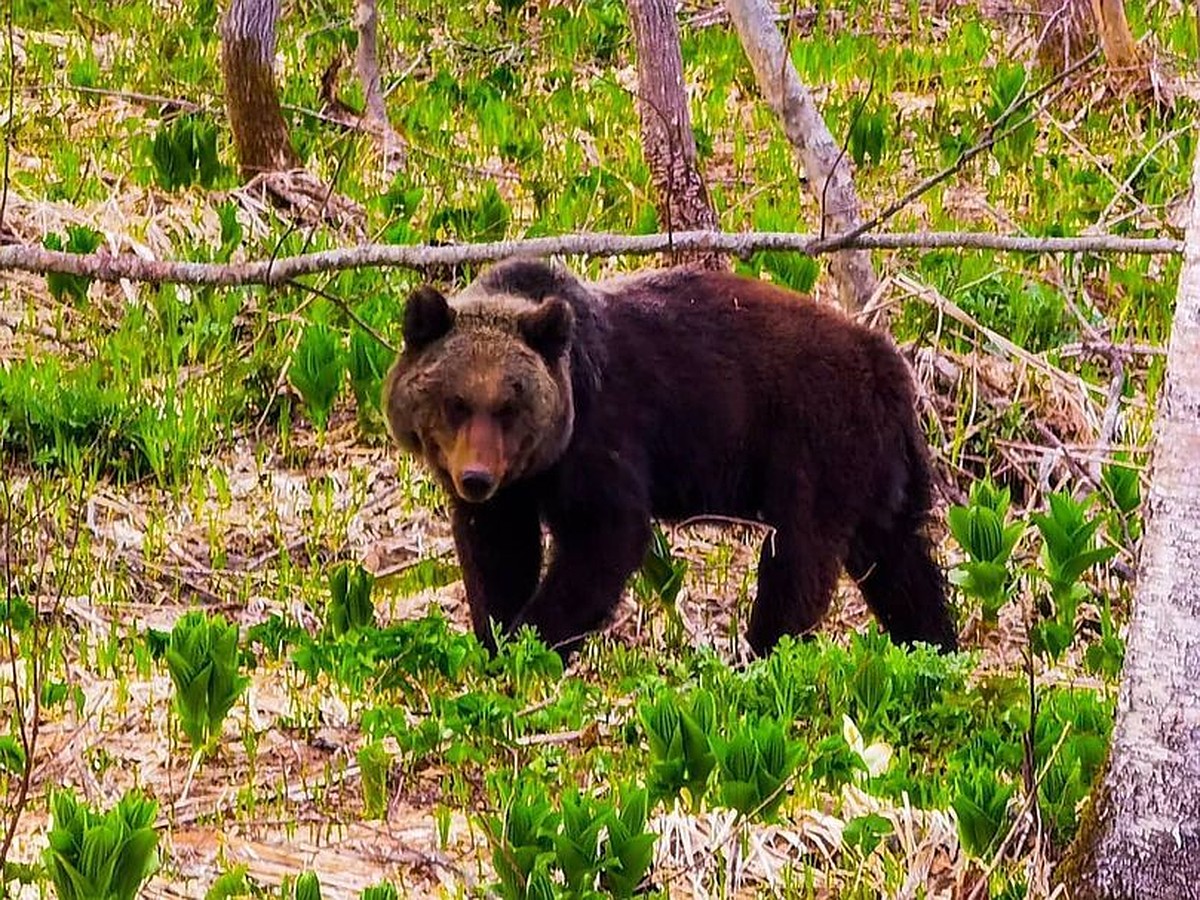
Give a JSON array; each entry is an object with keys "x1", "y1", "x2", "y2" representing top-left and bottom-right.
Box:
[
  {"x1": 640, "y1": 690, "x2": 716, "y2": 810},
  {"x1": 293, "y1": 871, "x2": 322, "y2": 900},
  {"x1": 1102, "y1": 457, "x2": 1142, "y2": 541},
  {"x1": 0, "y1": 734, "x2": 26, "y2": 776},
  {"x1": 947, "y1": 480, "x2": 1025, "y2": 624},
  {"x1": 428, "y1": 183, "x2": 511, "y2": 242},
  {"x1": 150, "y1": 114, "x2": 222, "y2": 190},
  {"x1": 289, "y1": 323, "x2": 346, "y2": 431},
  {"x1": 348, "y1": 328, "x2": 394, "y2": 426},
  {"x1": 842, "y1": 813, "x2": 894, "y2": 857},
  {"x1": 204, "y1": 865, "x2": 253, "y2": 900},
  {"x1": 712, "y1": 718, "x2": 800, "y2": 820},
  {"x1": 217, "y1": 198, "x2": 244, "y2": 249},
  {"x1": 634, "y1": 526, "x2": 687, "y2": 608},
  {"x1": 357, "y1": 741, "x2": 392, "y2": 820},
  {"x1": 360, "y1": 883, "x2": 398, "y2": 900},
  {"x1": 1035, "y1": 689, "x2": 1113, "y2": 841},
  {"x1": 43, "y1": 789, "x2": 160, "y2": 900},
  {"x1": 551, "y1": 789, "x2": 608, "y2": 894},
  {"x1": 1030, "y1": 492, "x2": 1117, "y2": 660},
  {"x1": 985, "y1": 63, "x2": 1035, "y2": 168},
  {"x1": 1084, "y1": 596, "x2": 1125, "y2": 679},
  {"x1": 163, "y1": 610, "x2": 250, "y2": 756},
  {"x1": 952, "y1": 767, "x2": 1014, "y2": 859},
  {"x1": 326, "y1": 562, "x2": 376, "y2": 637},
  {"x1": 485, "y1": 779, "x2": 654, "y2": 900},
  {"x1": 599, "y1": 786, "x2": 656, "y2": 898},
  {"x1": 487, "y1": 779, "x2": 556, "y2": 900},
  {"x1": 632, "y1": 526, "x2": 688, "y2": 646},
  {"x1": 848, "y1": 103, "x2": 888, "y2": 167},
  {"x1": 44, "y1": 227, "x2": 102, "y2": 303},
  {"x1": 488, "y1": 628, "x2": 565, "y2": 696},
  {"x1": 809, "y1": 731, "x2": 867, "y2": 792}
]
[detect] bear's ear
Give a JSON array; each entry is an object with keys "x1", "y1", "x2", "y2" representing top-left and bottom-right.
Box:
[
  {"x1": 519, "y1": 298, "x2": 574, "y2": 362},
  {"x1": 403, "y1": 286, "x2": 454, "y2": 352}
]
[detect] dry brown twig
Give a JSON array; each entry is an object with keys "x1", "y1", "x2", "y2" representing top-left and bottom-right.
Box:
[{"x1": 893, "y1": 273, "x2": 1107, "y2": 406}]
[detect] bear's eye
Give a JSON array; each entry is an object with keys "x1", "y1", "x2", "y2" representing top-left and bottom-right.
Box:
[
  {"x1": 495, "y1": 402, "x2": 519, "y2": 425},
  {"x1": 444, "y1": 396, "x2": 471, "y2": 425}
]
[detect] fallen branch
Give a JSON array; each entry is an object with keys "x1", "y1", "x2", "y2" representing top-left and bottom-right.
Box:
[{"x1": 0, "y1": 230, "x2": 1181, "y2": 287}]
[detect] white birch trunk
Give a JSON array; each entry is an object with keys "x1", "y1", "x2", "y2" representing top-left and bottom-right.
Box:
[{"x1": 1060, "y1": 132, "x2": 1200, "y2": 898}]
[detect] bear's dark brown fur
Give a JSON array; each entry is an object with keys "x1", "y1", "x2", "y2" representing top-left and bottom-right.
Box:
[{"x1": 383, "y1": 259, "x2": 957, "y2": 656}]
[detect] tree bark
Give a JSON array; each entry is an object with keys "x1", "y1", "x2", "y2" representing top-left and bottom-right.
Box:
[
  {"x1": 1036, "y1": 0, "x2": 1142, "y2": 86},
  {"x1": 1058, "y1": 136, "x2": 1200, "y2": 899},
  {"x1": 628, "y1": 0, "x2": 725, "y2": 270},
  {"x1": 354, "y1": 0, "x2": 404, "y2": 178},
  {"x1": 220, "y1": 0, "x2": 300, "y2": 178},
  {"x1": 723, "y1": 0, "x2": 877, "y2": 313},
  {"x1": 1089, "y1": 0, "x2": 1141, "y2": 70}
]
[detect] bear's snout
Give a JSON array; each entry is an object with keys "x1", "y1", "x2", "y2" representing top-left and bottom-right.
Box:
[
  {"x1": 457, "y1": 469, "x2": 497, "y2": 502},
  {"x1": 447, "y1": 414, "x2": 508, "y2": 503}
]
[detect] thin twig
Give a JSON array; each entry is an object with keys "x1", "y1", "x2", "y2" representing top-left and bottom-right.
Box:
[
  {"x1": 0, "y1": 0, "x2": 15, "y2": 235},
  {"x1": 284, "y1": 279, "x2": 395, "y2": 354},
  {"x1": 23, "y1": 82, "x2": 203, "y2": 112}
]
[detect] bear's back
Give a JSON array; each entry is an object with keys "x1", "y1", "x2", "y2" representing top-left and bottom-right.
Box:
[{"x1": 571, "y1": 268, "x2": 915, "y2": 523}]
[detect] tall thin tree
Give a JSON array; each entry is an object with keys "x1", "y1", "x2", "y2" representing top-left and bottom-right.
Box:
[
  {"x1": 221, "y1": 0, "x2": 300, "y2": 178},
  {"x1": 628, "y1": 0, "x2": 725, "y2": 270},
  {"x1": 724, "y1": 0, "x2": 878, "y2": 312},
  {"x1": 354, "y1": 0, "x2": 404, "y2": 177}
]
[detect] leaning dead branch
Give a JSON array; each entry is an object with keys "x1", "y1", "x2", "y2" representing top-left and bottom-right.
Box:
[
  {"x1": 0, "y1": 231, "x2": 1180, "y2": 288},
  {"x1": 353, "y1": 0, "x2": 405, "y2": 178},
  {"x1": 723, "y1": 0, "x2": 878, "y2": 312}
]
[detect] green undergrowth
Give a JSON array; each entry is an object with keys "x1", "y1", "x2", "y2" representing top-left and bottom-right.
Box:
[
  {"x1": 6, "y1": 0, "x2": 1194, "y2": 482},
  {"x1": 1, "y1": 0, "x2": 1190, "y2": 895},
  {"x1": 249, "y1": 603, "x2": 1114, "y2": 893},
  {"x1": 0, "y1": 459, "x2": 1131, "y2": 896}
]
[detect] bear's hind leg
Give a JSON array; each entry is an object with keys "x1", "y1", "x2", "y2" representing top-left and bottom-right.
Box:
[
  {"x1": 846, "y1": 518, "x2": 957, "y2": 652},
  {"x1": 748, "y1": 487, "x2": 844, "y2": 656}
]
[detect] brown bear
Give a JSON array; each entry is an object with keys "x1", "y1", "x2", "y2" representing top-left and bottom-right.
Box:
[{"x1": 383, "y1": 259, "x2": 957, "y2": 657}]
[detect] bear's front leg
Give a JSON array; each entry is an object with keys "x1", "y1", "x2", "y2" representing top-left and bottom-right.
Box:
[
  {"x1": 511, "y1": 509, "x2": 652, "y2": 657},
  {"x1": 451, "y1": 483, "x2": 543, "y2": 649}
]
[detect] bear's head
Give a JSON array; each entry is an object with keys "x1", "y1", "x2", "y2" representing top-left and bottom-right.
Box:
[{"x1": 382, "y1": 283, "x2": 576, "y2": 503}]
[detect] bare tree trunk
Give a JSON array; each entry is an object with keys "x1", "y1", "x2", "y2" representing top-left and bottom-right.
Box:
[
  {"x1": 723, "y1": 0, "x2": 877, "y2": 313},
  {"x1": 220, "y1": 0, "x2": 300, "y2": 178},
  {"x1": 354, "y1": 0, "x2": 404, "y2": 178},
  {"x1": 1089, "y1": 0, "x2": 1140, "y2": 70},
  {"x1": 356, "y1": 0, "x2": 386, "y2": 127},
  {"x1": 628, "y1": 0, "x2": 725, "y2": 271},
  {"x1": 1058, "y1": 139, "x2": 1200, "y2": 899},
  {"x1": 1036, "y1": 0, "x2": 1143, "y2": 85}
]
